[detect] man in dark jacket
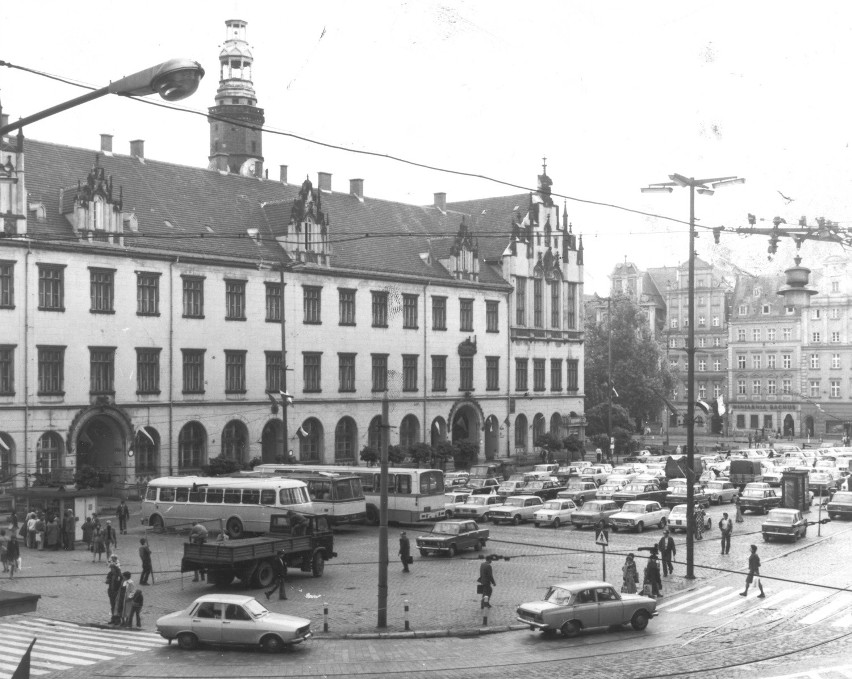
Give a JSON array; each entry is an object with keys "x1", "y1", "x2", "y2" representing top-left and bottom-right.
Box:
[
  {"x1": 478, "y1": 556, "x2": 496, "y2": 608},
  {"x1": 62, "y1": 509, "x2": 76, "y2": 550},
  {"x1": 657, "y1": 530, "x2": 676, "y2": 576},
  {"x1": 116, "y1": 501, "x2": 130, "y2": 535},
  {"x1": 643, "y1": 553, "x2": 663, "y2": 597},
  {"x1": 264, "y1": 552, "x2": 288, "y2": 601},
  {"x1": 740, "y1": 544, "x2": 765, "y2": 597},
  {"x1": 398, "y1": 531, "x2": 411, "y2": 573},
  {"x1": 139, "y1": 538, "x2": 153, "y2": 585}
]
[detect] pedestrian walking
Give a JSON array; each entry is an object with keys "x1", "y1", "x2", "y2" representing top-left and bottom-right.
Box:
[
  {"x1": 6, "y1": 534, "x2": 19, "y2": 578},
  {"x1": 82, "y1": 517, "x2": 95, "y2": 552},
  {"x1": 734, "y1": 495, "x2": 744, "y2": 523},
  {"x1": 34, "y1": 515, "x2": 45, "y2": 550},
  {"x1": 477, "y1": 556, "x2": 496, "y2": 609},
  {"x1": 719, "y1": 512, "x2": 733, "y2": 555},
  {"x1": 264, "y1": 551, "x2": 288, "y2": 601},
  {"x1": 103, "y1": 520, "x2": 118, "y2": 556},
  {"x1": 398, "y1": 531, "x2": 411, "y2": 573},
  {"x1": 120, "y1": 571, "x2": 136, "y2": 626},
  {"x1": 24, "y1": 512, "x2": 36, "y2": 548},
  {"x1": 127, "y1": 587, "x2": 143, "y2": 628},
  {"x1": 139, "y1": 538, "x2": 153, "y2": 585},
  {"x1": 92, "y1": 525, "x2": 106, "y2": 561},
  {"x1": 45, "y1": 517, "x2": 60, "y2": 550},
  {"x1": 62, "y1": 509, "x2": 76, "y2": 550},
  {"x1": 10, "y1": 510, "x2": 18, "y2": 532},
  {"x1": 106, "y1": 555, "x2": 123, "y2": 624},
  {"x1": 693, "y1": 506, "x2": 705, "y2": 541},
  {"x1": 190, "y1": 522, "x2": 208, "y2": 582},
  {"x1": 740, "y1": 544, "x2": 765, "y2": 598},
  {"x1": 116, "y1": 501, "x2": 130, "y2": 535},
  {"x1": 0, "y1": 529, "x2": 8, "y2": 572},
  {"x1": 658, "y1": 530, "x2": 676, "y2": 576},
  {"x1": 621, "y1": 553, "x2": 639, "y2": 594},
  {"x1": 643, "y1": 553, "x2": 663, "y2": 598}
]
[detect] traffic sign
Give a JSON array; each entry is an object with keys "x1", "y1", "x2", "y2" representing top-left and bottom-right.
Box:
[{"x1": 595, "y1": 529, "x2": 609, "y2": 547}]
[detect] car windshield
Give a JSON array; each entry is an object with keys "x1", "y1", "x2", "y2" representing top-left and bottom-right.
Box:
[
  {"x1": 621, "y1": 502, "x2": 646, "y2": 513},
  {"x1": 467, "y1": 497, "x2": 488, "y2": 506},
  {"x1": 543, "y1": 586, "x2": 573, "y2": 604},
  {"x1": 582, "y1": 502, "x2": 607, "y2": 511},
  {"x1": 525, "y1": 482, "x2": 544, "y2": 490},
  {"x1": 542, "y1": 501, "x2": 563, "y2": 510},
  {"x1": 505, "y1": 498, "x2": 525, "y2": 507},
  {"x1": 706, "y1": 483, "x2": 724, "y2": 489},
  {"x1": 432, "y1": 523, "x2": 461, "y2": 534},
  {"x1": 832, "y1": 492, "x2": 852, "y2": 502},
  {"x1": 244, "y1": 599, "x2": 269, "y2": 617},
  {"x1": 743, "y1": 489, "x2": 765, "y2": 497},
  {"x1": 766, "y1": 510, "x2": 794, "y2": 522},
  {"x1": 565, "y1": 482, "x2": 586, "y2": 490},
  {"x1": 624, "y1": 484, "x2": 646, "y2": 492}
]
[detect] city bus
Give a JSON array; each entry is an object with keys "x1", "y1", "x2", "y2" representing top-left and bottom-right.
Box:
[
  {"x1": 237, "y1": 470, "x2": 368, "y2": 525},
  {"x1": 254, "y1": 464, "x2": 446, "y2": 524},
  {"x1": 141, "y1": 476, "x2": 312, "y2": 539}
]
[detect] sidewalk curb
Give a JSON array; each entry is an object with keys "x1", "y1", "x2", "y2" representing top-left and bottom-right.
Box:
[{"x1": 317, "y1": 623, "x2": 528, "y2": 640}]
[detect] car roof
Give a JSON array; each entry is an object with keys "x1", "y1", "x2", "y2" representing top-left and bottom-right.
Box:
[
  {"x1": 551, "y1": 580, "x2": 615, "y2": 591},
  {"x1": 192, "y1": 594, "x2": 258, "y2": 605},
  {"x1": 505, "y1": 494, "x2": 540, "y2": 500},
  {"x1": 768, "y1": 507, "x2": 799, "y2": 514}
]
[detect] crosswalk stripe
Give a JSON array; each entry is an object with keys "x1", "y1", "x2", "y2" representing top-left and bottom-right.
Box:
[
  {"x1": 9, "y1": 621, "x2": 165, "y2": 648},
  {"x1": 0, "y1": 651, "x2": 74, "y2": 671},
  {"x1": 713, "y1": 592, "x2": 752, "y2": 614},
  {"x1": 830, "y1": 612, "x2": 852, "y2": 629},
  {"x1": 0, "y1": 631, "x2": 136, "y2": 658},
  {"x1": 0, "y1": 644, "x2": 93, "y2": 666},
  {"x1": 693, "y1": 589, "x2": 745, "y2": 613},
  {"x1": 799, "y1": 594, "x2": 852, "y2": 625},
  {"x1": 776, "y1": 591, "x2": 825, "y2": 615},
  {"x1": 30, "y1": 617, "x2": 164, "y2": 641},
  {"x1": 738, "y1": 589, "x2": 800, "y2": 618},
  {"x1": 690, "y1": 588, "x2": 740, "y2": 613},
  {"x1": 656, "y1": 585, "x2": 715, "y2": 609},
  {"x1": 666, "y1": 587, "x2": 734, "y2": 613},
  {"x1": 0, "y1": 658, "x2": 53, "y2": 675}
]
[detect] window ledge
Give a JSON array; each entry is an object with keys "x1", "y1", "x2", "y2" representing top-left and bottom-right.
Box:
[
  {"x1": 303, "y1": 321, "x2": 322, "y2": 325},
  {"x1": 183, "y1": 315, "x2": 205, "y2": 320},
  {"x1": 38, "y1": 307, "x2": 65, "y2": 312},
  {"x1": 137, "y1": 312, "x2": 161, "y2": 317},
  {"x1": 225, "y1": 317, "x2": 247, "y2": 322},
  {"x1": 90, "y1": 310, "x2": 116, "y2": 315}
]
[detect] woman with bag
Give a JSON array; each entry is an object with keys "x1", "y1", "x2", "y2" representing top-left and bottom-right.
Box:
[
  {"x1": 6, "y1": 534, "x2": 20, "y2": 579},
  {"x1": 92, "y1": 525, "x2": 106, "y2": 562},
  {"x1": 622, "y1": 553, "x2": 639, "y2": 594}
]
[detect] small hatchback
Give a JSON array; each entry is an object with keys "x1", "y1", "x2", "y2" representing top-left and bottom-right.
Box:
[{"x1": 762, "y1": 508, "x2": 808, "y2": 542}]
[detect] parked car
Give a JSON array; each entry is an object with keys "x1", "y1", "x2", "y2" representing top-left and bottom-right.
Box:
[
  {"x1": 583, "y1": 466, "x2": 611, "y2": 487},
  {"x1": 739, "y1": 486, "x2": 782, "y2": 514},
  {"x1": 454, "y1": 494, "x2": 506, "y2": 520},
  {"x1": 445, "y1": 472, "x2": 470, "y2": 487},
  {"x1": 665, "y1": 484, "x2": 710, "y2": 509},
  {"x1": 570, "y1": 500, "x2": 621, "y2": 528},
  {"x1": 156, "y1": 594, "x2": 312, "y2": 652},
  {"x1": 496, "y1": 480, "x2": 528, "y2": 497},
  {"x1": 467, "y1": 478, "x2": 500, "y2": 491},
  {"x1": 667, "y1": 504, "x2": 689, "y2": 533},
  {"x1": 612, "y1": 483, "x2": 669, "y2": 507},
  {"x1": 533, "y1": 499, "x2": 578, "y2": 528},
  {"x1": 443, "y1": 491, "x2": 472, "y2": 518},
  {"x1": 489, "y1": 495, "x2": 544, "y2": 525},
  {"x1": 827, "y1": 491, "x2": 852, "y2": 520},
  {"x1": 557, "y1": 481, "x2": 599, "y2": 507},
  {"x1": 516, "y1": 580, "x2": 658, "y2": 637},
  {"x1": 730, "y1": 459, "x2": 765, "y2": 486},
  {"x1": 522, "y1": 480, "x2": 566, "y2": 501},
  {"x1": 596, "y1": 479, "x2": 629, "y2": 501},
  {"x1": 762, "y1": 508, "x2": 807, "y2": 542},
  {"x1": 809, "y1": 471, "x2": 840, "y2": 498},
  {"x1": 609, "y1": 501, "x2": 671, "y2": 533},
  {"x1": 704, "y1": 480, "x2": 739, "y2": 505},
  {"x1": 416, "y1": 519, "x2": 489, "y2": 556},
  {"x1": 556, "y1": 466, "x2": 585, "y2": 484}
]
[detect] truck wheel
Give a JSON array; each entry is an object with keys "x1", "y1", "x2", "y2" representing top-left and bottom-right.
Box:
[
  {"x1": 311, "y1": 551, "x2": 325, "y2": 577},
  {"x1": 226, "y1": 517, "x2": 245, "y2": 540},
  {"x1": 253, "y1": 560, "x2": 275, "y2": 588},
  {"x1": 177, "y1": 632, "x2": 198, "y2": 650},
  {"x1": 149, "y1": 514, "x2": 165, "y2": 532}
]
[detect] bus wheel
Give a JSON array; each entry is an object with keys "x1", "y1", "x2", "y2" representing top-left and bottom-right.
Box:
[
  {"x1": 366, "y1": 506, "x2": 380, "y2": 526},
  {"x1": 311, "y1": 552, "x2": 325, "y2": 577},
  {"x1": 226, "y1": 517, "x2": 245, "y2": 540},
  {"x1": 253, "y1": 560, "x2": 275, "y2": 588},
  {"x1": 149, "y1": 515, "x2": 165, "y2": 532}
]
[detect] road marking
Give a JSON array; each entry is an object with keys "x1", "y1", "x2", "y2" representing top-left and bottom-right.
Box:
[
  {"x1": 656, "y1": 585, "x2": 715, "y2": 609},
  {"x1": 666, "y1": 587, "x2": 734, "y2": 612},
  {"x1": 762, "y1": 664, "x2": 852, "y2": 679},
  {"x1": 738, "y1": 588, "x2": 800, "y2": 618},
  {"x1": 798, "y1": 593, "x2": 852, "y2": 625},
  {"x1": 830, "y1": 612, "x2": 852, "y2": 629},
  {"x1": 690, "y1": 588, "x2": 740, "y2": 613},
  {"x1": 775, "y1": 590, "x2": 825, "y2": 615}
]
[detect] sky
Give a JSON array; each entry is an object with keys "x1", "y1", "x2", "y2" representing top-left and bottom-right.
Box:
[{"x1": 2, "y1": 1, "x2": 852, "y2": 295}]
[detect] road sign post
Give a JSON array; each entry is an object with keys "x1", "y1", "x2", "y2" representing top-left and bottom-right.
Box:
[{"x1": 595, "y1": 526, "x2": 609, "y2": 580}]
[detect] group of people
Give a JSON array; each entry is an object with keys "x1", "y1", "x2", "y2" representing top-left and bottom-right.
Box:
[
  {"x1": 0, "y1": 528, "x2": 21, "y2": 577},
  {"x1": 15, "y1": 509, "x2": 77, "y2": 551},
  {"x1": 105, "y1": 554, "x2": 144, "y2": 627}
]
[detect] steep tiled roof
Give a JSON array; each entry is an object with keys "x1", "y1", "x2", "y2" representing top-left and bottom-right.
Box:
[
  {"x1": 21, "y1": 139, "x2": 511, "y2": 288},
  {"x1": 446, "y1": 193, "x2": 532, "y2": 261}
]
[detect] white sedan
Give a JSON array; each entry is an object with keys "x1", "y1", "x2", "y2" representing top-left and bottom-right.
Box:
[
  {"x1": 156, "y1": 594, "x2": 312, "y2": 652},
  {"x1": 533, "y1": 499, "x2": 578, "y2": 528}
]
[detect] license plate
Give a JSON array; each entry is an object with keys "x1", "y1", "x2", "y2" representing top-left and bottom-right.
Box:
[{"x1": 420, "y1": 510, "x2": 444, "y2": 520}]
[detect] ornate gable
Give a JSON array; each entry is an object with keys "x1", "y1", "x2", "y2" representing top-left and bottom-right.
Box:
[
  {"x1": 443, "y1": 216, "x2": 480, "y2": 281},
  {"x1": 277, "y1": 176, "x2": 332, "y2": 266},
  {"x1": 59, "y1": 156, "x2": 127, "y2": 244}
]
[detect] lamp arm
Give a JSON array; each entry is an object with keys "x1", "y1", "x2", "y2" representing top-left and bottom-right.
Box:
[{"x1": 0, "y1": 87, "x2": 109, "y2": 135}]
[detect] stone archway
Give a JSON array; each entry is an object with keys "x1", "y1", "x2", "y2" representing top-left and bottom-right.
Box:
[
  {"x1": 805, "y1": 416, "x2": 815, "y2": 438},
  {"x1": 449, "y1": 402, "x2": 482, "y2": 447},
  {"x1": 483, "y1": 415, "x2": 499, "y2": 460},
  {"x1": 783, "y1": 414, "x2": 795, "y2": 438},
  {"x1": 261, "y1": 419, "x2": 284, "y2": 463},
  {"x1": 68, "y1": 405, "x2": 133, "y2": 490}
]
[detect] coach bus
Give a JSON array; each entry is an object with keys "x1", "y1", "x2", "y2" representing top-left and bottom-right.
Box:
[
  {"x1": 141, "y1": 476, "x2": 312, "y2": 539},
  {"x1": 254, "y1": 464, "x2": 446, "y2": 524}
]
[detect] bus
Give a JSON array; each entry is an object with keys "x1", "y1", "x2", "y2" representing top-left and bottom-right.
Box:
[
  {"x1": 254, "y1": 464, "x2": 446, "y2": 525},
  {"x1": 141, "y1": 476, "x2": 313, "y2": 539},
  {"x1": 238, "y1": 470, "x2": 367, "y2": 525}
]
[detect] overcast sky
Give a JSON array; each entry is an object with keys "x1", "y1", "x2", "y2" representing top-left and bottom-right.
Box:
[{"x1": 3, "y1": 1, "x2": 851, "y2": 294}]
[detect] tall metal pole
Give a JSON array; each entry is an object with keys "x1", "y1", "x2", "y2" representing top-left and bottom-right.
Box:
[
  {"x1": 277, "y1": 266, "x2": 289, "y2": 464},
  {"x1": 607, "y1": 297, "x2": 613, "y2": 460},
  {"x1": 377, "y1": 392, "x2": 390, "y2": 627},
  {"x1": 685, "y1": 181, "x2": 696, "y2": 580}
]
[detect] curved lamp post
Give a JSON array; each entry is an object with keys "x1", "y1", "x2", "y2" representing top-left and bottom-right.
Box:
[{"x1": 0, "y1": 58, "x2": 205, "y2": 136}]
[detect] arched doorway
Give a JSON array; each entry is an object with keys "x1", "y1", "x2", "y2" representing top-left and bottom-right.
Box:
[
  {"x1": 451, "y1": 404, "x2": 481, "y2": 446},
  {"x1": 133, "y1": 426, "x2": 159, "y2": 478},
  {"x1": 783, "y1": 414, "x2": 795, "y2": 438},
  {"x1": 805, "y1": 416, "x2": 815, "y2": 438},
  {"x1": 532, "y1": 413, "x2": 546, "y2": 445},
  {"x1": 399, "y1": 415, "x2": 420, "y2": 450},
  {"x1": 0, "y1": 432, "x2": 14, "y2": 480},
  {"x1": 431, "y1": 417, "x2": 447, "y2": 447},
  {"x1": 222, "y1": 420, "x2": 249, "y2": 464},
  {"x1": 76, "y1": 417, "x2": 125, "y2": 485},
  {"x1": 299, "y1": 418, "x2": 324, "y2": 462},
  {"x1": 484, "y1": 415, "x2": 499, "y2": 460},
  {"x1": 334, "y1": 417, "x2": 358, "y2": 463},
  {"x1": 550, "y1": 412, "x2": 562, "y2": 438},
  {"x1": 178, "y1": 422, "x2": 207, "y2": 472},
  {"x1": 261, "y1": 419, "x2": 284, "y2": 462},
  {"x1": 514, "y1": 414, "x2": 528, "y2": 453},
  {"x1": 368, "y1": 415, "x2": 383, "y2": 452}
]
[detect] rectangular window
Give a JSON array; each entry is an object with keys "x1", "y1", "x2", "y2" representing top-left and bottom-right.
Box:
[
  {"x1": 303, "y1": 352, "x2": 322, "y2": 392},
  {"x1": 830, "y1": 380, "x2": 841, "y2": 398},
  {"x1": 136, "y1": 348, "x2": 160, "y2": 394},
  {"x1": 550, "y1": 359, "x2": 562, "y2": 391},
  {"x1": 486, "y1": 356, "x2": 499, "y2": 391},
  {"x1": 752, "y1": 379, "x2": 761, "y2": 395},
  {"x1": 460, "y1": 356, "x2": 474, "y2": 391},
  {"x1": 782, "y1": 379, "x2": 791, "y2": 394},
  {"x1": 90, "y1": 347, "x2": 115, "y2": 394},
  {"x1": 767, "y1": 379, "x2": 776, "y2": 395},
  {"x1": 265, "y1": 283, "x2": 281, "y2": 322},
  {"x1": 831, "y1": 331, "x2": 841, "y2": 343},
  {"x1": 783, "y1": 354, "x2": 792, "y2": 369},
  {"x1": 567, "y1": 359, "x2": 579, "y2": 392},
  {"x1": 182, "y1": 276, "x2": 204, "y2": 318},
  {"x1": 831, "y1": 280, "x2": 840, "y2": 293},
  {"x1": 809, "y1": 380, "x2": 820, "y2": 397},
  {"x1": 767, "y1": 328, "x2": 776, "y2": 341},
  {"x1": 812, "y1": 309, "x2": 821, "y2": 320},
  {"x1": 698, "y1": 359, "x2": 706, "y2": 371},
  {"x1": 713, "y1": 383, "x2": 722, "y2": 398},
  {"x1": 713, "y1": 359, "x2": 721, "y2": 371},
  {"x1": 810, "y1": 354, "x2": 820, "y2": 369},
  {"x1": 739, "y1": 305, "x2": 748, "y2": 315},
  {"x1": 516, "y1": 278, "x2": 526, "y2": 326},
  {"x1": 38, "y1": 264, "x2": 64, "y2": 311},
  {"x1": 752, "y1": 328, "x2": 761, "y2": 342},
  {"x1": 182, "y1": 350, "x2": 205, "y2": 393},
  {"x1": 767, "y1": 354, "x2": 776, "y2": 369},
  {"x1": 459, "y1": 298, "x2": 474, "y2": 331},
  {"x1": 829, "y1": 308, "x2": 840, "y2": 320},
  {"x1": 403, "y1": 294, "x2": 418, "y2": 329},
  {"x1": 736, "y1": 414, "x2": 746, "y2": 429},
  {"x1": 737, "y1": 329, "x2": 746, "y2": 341},
  {"x1": 714, "y1": 337, "x2": 720, "y2": 347},
  {"x1": 486, "y1": 300, "x2": 499, "y2": 332},
  {"x1": 372, "y1": 291, "x2": 388, "y2": 327},
  {"x1": 533, "y1": 278, "x2": 543, "y2": 328},
  {"x1": 265, "y1": 351, "x2": 282, "y2": 393},
  {"x1": 671, "y1": 319, "x2": 679, "y2": 329},
  {"x1": 737, "y1": 379, "x2": 746, "y2": 395},
  {"x1": 533, "y1": 358, "x2": 546, "y2": 391},
  {"x1": 0, "y1": 345, "x2": 14, "y2": 395},
  {"x1": 225, "y1": 350, "x2": 246, "y2": 393},
  {"x1": 0, "y1": 261, "x2": 13, "y2": 308},
  {"x1": 712, "y1": 316, "x2": 719, "y2": 327},
  {"x1": 136, "y1": 272, "x2": 160, "y2": 316},
  {"x1": 303, "y1": 286, "x2": 322, "y2": 324},
  {"x1": 372, "y1": 354, "x2": 388, "y2": 392},
  {"x1": 752, "y1": 355, "x2": 761, "y2": 370},
  {"x1": 550, "y1": 282, "x2": 560, "y2": 328},
  {"x1": 432, "y1": 296, "x2": 447, "y2": 330},
  {"x1": 698, "y1": 337, "x2": 705, "y2": 348},
  {"x1": 403, "y1": 355, "x2": 418, "y2": 391},
  {"x1": 339, "y1": 289, "x2": 356, "y2": 326},
  {"x1": 566, "y1": 283, "x2": 577, "y2": 329},
  {"x1": 225, "y1": 280, "x2": 246, "y2": 320},
  {"x1": 37, "y1": 345, "x2": 64, "y2": 394},
  {"x1": 698, "y1": 384, "x2": 706, "y2": 399},
  {"x1": 339, "y1": 353, "x2": 356, "y2": 392},
  {"x1": 783, "y1": 328, "x2": 791, "y2": 340},
  {"x1": 516, "y1": 359, "x2": 528, "y2": 391},
  {"x1": 762, "y1": 304, "x2": 771, "y2": 314},
  {"x1": 698, "y1": 316, "x2": 705, "y2": 327},
  {"x1": 432, "y1": 355, "x2": 447, "y2": 391},
  {"x1": 737, "y1": 355, "x2": 746, "y2": 369},
  {"x1": 832, "y1": 353, "x2": 841, "y2": 369},
  {"x1": 90, "y1": 269, "x2": 114, "y2": 313}
]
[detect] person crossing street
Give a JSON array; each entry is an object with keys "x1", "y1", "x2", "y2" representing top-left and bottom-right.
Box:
[
  {"x1": 740, "y1": 544, "x2": 765, "y2": 598},
  {"x1": 658, "y1": 530, "x2": 676, "y2": 576}
]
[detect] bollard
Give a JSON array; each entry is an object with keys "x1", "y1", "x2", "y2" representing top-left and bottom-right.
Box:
[
  {"x1": 323, "y1": 604, "x2": 329, "y2": 633},
  {"x1": 404, "y1": 600, "x2": 410, "y2": 631},
  {"x1": 482, "y1": 611, "x2": 488, "y2": 626}
]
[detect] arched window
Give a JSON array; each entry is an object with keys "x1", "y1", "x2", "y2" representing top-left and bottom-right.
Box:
[
  {"x1": 368, "y1": 415, "x2": 383, "y2": 452},
  {"x1": 0, "y1": 432, "x2": 13, "y2": 478},
  {"x1": 514, "y1": 415, "x2": 528, "y2": 450},
  {"x1": 178, "y1": 422, "x2": 207, "y2": 471},
  {"x1": 134, "y1": 427, "x2": 159, "y2": 475},
  {"x1": 550, "y1": 412, "x2": 562, "y2": 437},
  {"x1": 36, "y1": 432, "x2": 63, "y2": 475},
  {"x1": 300, "y1": 418, "x2": 323, "y2": 462},
  {"x1": 400, "y1": 415, "x2": 420, "y2": 450},
  {"x1": 430, "y1": 417, "x2": 447, "y2": 447},
  {"x1": 222, "y1": 420, "x2": 249, "y2": 463},
  {"x1": 533, "y1": 413, "x2": 546, "y2": 442},
  {"x1": 334, "y1": 417, "x2": 358, "y2": 463}
]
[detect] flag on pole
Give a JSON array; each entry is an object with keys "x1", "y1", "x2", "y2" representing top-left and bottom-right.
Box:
[
  {"x1": 696, "y1": 400, "x2": 712, "y2": 415},
  {"x1": 11, "y1": 638, "x2": 35, "y2": 679},
  {"x1": 280, "y1": 391, "x2": 294, "y2": 406},
  {"x1": 717, "y1": 395, "x2": 726, "y2": 416},
  {"x1": 135, "y1": 426, "x2": 155, "y2": 445},
  {"x1": 297, "y1": 426, "x2": 308, "y2": 438}
]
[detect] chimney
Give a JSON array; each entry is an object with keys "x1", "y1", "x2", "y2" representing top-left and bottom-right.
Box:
[
  {"x1": 279, "y1": 165, "x2": 288, "y2": 184},
  {"x1": 434, "y1": 192, "x2": 447, "y2": 213},
  {"x1": 350, "y1": 178, "x2": 364, "y2": 200},
  {"x1": 130, "y1": 139, "x2": 144, "y2": 158},
  {"x1": 318, "y1": 172, "x2": 332, "y2": 193},
  {"x1": 100, "y1": 134, "x2": 113, "y2": 153}
]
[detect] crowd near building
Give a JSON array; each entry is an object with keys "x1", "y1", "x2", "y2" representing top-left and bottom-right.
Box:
[{"x1": 0, "y1": 19, "x2": 586, "y2": 512}]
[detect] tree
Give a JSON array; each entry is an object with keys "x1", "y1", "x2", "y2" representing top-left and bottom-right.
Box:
[
  {"x1": 584, "y1": 403, "x2": 633, "y2": 437},
  {"x1": 585, "y1": 295, "x2": 674, "y2": 432},
  {"x1": 360, "y1": 445, "x2": 379, "y2": 466},
  {"x1": 387, "y1": 445, "x2": 405, "y2": 465},
  {"x1": 562, "y1": 434, "x2": 585, "y2": 462},
  {"x1": 409, "y1": 442, "x2": 434, "y2": 467},
  {"x1": 453, "y1": 439, "x2": 479, "y2": 469},
  {"x1": 534, "y1": 433, "x2": 562, "y2": 463},
  {"x1": 433, "y1": 440, "x2": 456, "y2": 469},
  {"x1": 202, "y1": 455, "x2": 246, "y2": 477}
]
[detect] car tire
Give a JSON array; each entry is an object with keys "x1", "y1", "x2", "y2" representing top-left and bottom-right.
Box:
[
  {"x1": 226, "y1": 517, "x2": 245, "y2": 540},
  {"x1": 561, "y1": 620, "x2": 581, "y2": 638},
  {"x1": 512, "y1": 515, "x2": 521, "y2": 526},
  {"x1": 534, "y1": 523, "x2": 540, "y2": 528},
  {"x1": 448, "y1": 544, "x2": 457, "y2": 558},
  {"x1": 311, "y1": 551, "x2": 325, "y2": 577},
  {"x1": 149, "y1": 514, "x2": 165, "y2": 533},
  {"x1": 658, "y1": 518, "x2": 667, "y2": 529},
  {"x1": 762, "y1": 534, "x2": 769, "y2": 542},
  {"x1": 261, "y1": 634, "x2": 285, "y2": 653},
  {"x1": 576, "y1": 497, "x2": 585, "y2": 507},
  {"x1": 636, "y1": 522, "x2": 644, "y2": 533},
  {"x1": 474, "y1": 540, "x2": 484, "y2": 551},
  {"x1": 177, "y1": 632, "x2": 198, "y2": 650},
  {"x1": 445, "y1": 510, "x2": 454, "y2": 519},
  {"x1": 631, "y1": 611, "x2": 650, "y2": 631},
  {"x1": 553, "y1": 518, "x2": 561, "y2": 528}
]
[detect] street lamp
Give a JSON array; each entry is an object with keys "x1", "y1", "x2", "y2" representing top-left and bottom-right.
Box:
[
  {"x1": 0, "y1": 58, "x2": 205, "y2": 136},
  {"x1": 642, "y1": 173, "x2": 744, "y2": 580}
]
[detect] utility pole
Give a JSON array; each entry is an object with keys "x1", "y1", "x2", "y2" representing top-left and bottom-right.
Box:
[
  {"x1": 278, "y1": 265, "x2": 289, "y2": 464},
  {"x1": 377, "y1": 392, "x2": 390, "y2": 628},
  {"x1": 607, "y1": 296, "x2": 613, "y2": 462}
]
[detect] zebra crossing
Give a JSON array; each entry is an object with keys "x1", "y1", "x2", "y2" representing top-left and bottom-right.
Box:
[
  {"x1": 658, "y1": 584, "x2": 852, "y2": 628},
  {"x1": 762, "y1": 663, "x2": 852, "y2": 678},
  {"x1": 0, "y1": 618, "x2": 167, "y2": 679}
]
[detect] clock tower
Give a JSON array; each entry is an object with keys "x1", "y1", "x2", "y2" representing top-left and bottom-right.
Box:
[{"x1": 208, "y1": 19, "x2": 265, "y2": 176}]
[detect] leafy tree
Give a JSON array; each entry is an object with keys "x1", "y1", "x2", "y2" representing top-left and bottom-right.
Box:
[
  {"x1": 360, "y1": 445, "x2": 379, "y2": 466},
  {"x1": 202, "y1": 455, "x2": 246, "y2": 477},
  {"x1": 73, "y1": 465, "x2": 107, "y2": 489},
  {"x1": 453, "y1": 439, "x2": 479, "y2": 469},
  {"x1": 409, "y1": 442, "x2": 434, "y2": 467},
  {"x1": 562, "y1": 434, "x2": 585, "y2": 462},
  {"x1": 387, "y1": 445, "x2": 405, "y2": 465},
  {"x1": 433, "y1": 441, "x2": 457, "y2": 469},
  {"x1": 584, "y1": 294, "x2": 674, "y2": 431},
  {"x1": 584, "y1": 403, "x2": 633, "y2": 437}
]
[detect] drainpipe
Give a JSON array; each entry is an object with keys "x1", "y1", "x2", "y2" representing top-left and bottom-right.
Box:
[
  {"x1": 168, "y1": 259, "x2": 176, "y2": 475},
  {"x1": 505, "y1": 287, "x2": 512, "y2": 459},
  {"x1": 422, "y1": 282, "x2": 429, "y2": 447},
  {"x1": 23, "y1": 246, "x2": 31, "y2": 490}
]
